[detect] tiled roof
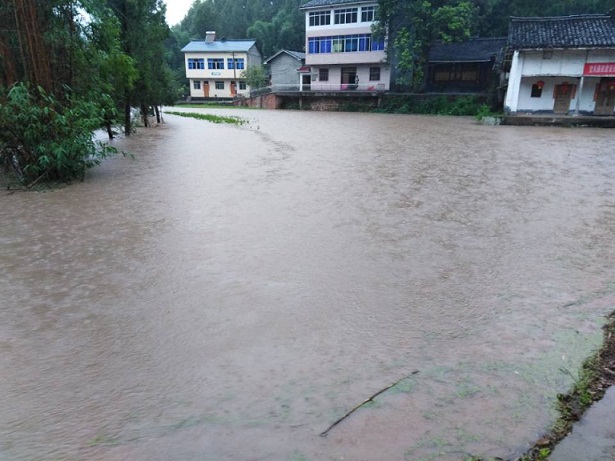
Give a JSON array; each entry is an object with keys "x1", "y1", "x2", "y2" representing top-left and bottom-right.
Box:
[
  {"x1": 429, "y1": 37, "x2": 507, "y2": 63},
  {"x1": 181, "y1": 40, "x2": 257, "y2": 53},
  {"x1": 300, "y1": 0, "x2": 374, "y2": 10},
  {"x1": 263, "y1": 49, "x2": 306, "y2": 64},
  {"x1": 508, "y1": 14, "x2": 615, "y2": 49}
]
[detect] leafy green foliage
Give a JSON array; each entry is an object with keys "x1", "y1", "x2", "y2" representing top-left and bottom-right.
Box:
[
  {"x1": 0, "y1": 83, "x2": 118, "y2": 184},
  {"x1": 241, "y1": 65, "x2": 269, "y2": 90},
  {"x1": 377, "y1": 95, "x2": 490, "y2": 116},
  {"x1": 376, "y1": 0, "x2": 479, "y2": 90}
]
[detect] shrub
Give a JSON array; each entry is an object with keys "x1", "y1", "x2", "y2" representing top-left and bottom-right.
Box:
[{"x1": 0, "y1": 83, "x2": 118, "y2": 185}]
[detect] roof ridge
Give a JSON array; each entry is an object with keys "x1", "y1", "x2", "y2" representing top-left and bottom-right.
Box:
[
  {"x1": 510, "y1": 14, "x2": 612, "y2": 21},
  {"x1": 191, "y1": 38, "x2": 255, "y2": 42}
]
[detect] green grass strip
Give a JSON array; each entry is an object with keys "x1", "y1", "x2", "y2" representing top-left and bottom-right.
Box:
[{"x1": 165, "y1": 111, "x2": 247, "y2": 125}]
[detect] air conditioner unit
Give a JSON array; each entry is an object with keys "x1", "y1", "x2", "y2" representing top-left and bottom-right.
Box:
[{"x1": 312, "y1": 73, "x2": 318, "y2": 80}]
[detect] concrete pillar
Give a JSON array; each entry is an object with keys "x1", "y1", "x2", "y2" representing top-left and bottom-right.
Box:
[
  {"x1": 504, "y1": 51, "x2": 523, "y2": 114},
  {"x1": 574, "y1": 76, "x2": 585, "y2": 116}
]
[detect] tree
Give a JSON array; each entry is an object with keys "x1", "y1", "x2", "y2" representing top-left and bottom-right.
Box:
[
  {"x1": 241, "y1": 65, "x2": 268, "y2": 89},
  {"x1": 376, "y1": 0, "x2": 476, "y2": 91},
  {"x1": 107, "y1": 0, "x2": 176, "y2": 134}
]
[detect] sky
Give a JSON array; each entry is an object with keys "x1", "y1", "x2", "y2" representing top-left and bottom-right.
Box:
[{"x1": 163, "y1": 0, "x2": 194, "y2": 26}]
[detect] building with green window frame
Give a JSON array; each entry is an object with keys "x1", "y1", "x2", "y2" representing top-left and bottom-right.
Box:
[{"x1": 182, "y1": 32, "x2": 262, "y2": 99}]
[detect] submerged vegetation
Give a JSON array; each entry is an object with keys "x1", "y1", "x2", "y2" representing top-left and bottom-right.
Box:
[
  {"x1": 376, "y1": 95, "x2": 493, "y2": 117},
  {"x1": 164, "y1": 111, "x2": 247, "y2": 125},
  {"x1": 469, "y1": 311, "x2": 615, "y2": 461}
]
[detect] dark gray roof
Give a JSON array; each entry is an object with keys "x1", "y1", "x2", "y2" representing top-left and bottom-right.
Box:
[
  {"x1": 263, "y1": 49, "x2": 306, "y2": 64},
  {"x1": 429, "y1": 37, "x2": 507, "y2": 63},
  {"x1": 508, "y1": 14, "x2": 615, "y2": 49},
  {"x1": 300, "y1": 0, "x2": 373, "y2": 10}
]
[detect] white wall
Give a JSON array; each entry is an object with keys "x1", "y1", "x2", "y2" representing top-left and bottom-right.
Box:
[
  {"x1": 189, "y1": 79, "x2": 250, "y2": 98},
  {"x1": 185, "y1": 51, "x2": 249, "y2": 80},
  {"x1": 309, "y1": 65, "x2": 390, "y2": 90},
  {"x1": 515, "y1": 77, "x2": 579, "y2": 112},
  {"x1": 505, "y1": 48, "x2": 615, "y2": 114}
]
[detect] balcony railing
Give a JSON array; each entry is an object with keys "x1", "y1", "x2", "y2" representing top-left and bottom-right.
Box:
[{"x1": 249, "y1": 83, "x2": 386, "y2": 96}]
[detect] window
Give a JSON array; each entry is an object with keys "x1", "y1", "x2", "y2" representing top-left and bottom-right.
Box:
[
  {"x1": 307, "y1": 34, "x2": 382, "y2": 54},
  {"x1": 334, "y1": 8, "x2": 358, "y2": 24},
  {"x1": 215, "y1": 81, "x2": 224, "y2": 90},
  {"x1": 193, "y1": 80, "x2": 201, "y2": 89},
  {"x1": 188, "y1": 58, "x2": 205, "y2": 70},
  {"x1": 369, "y1": 67, "x2": 380, "y2": 81},
  {"x1": 433, "y1": 64, "x2": 478, "y2": 82},
  {"x1": 531, "y1": 84, "x2": 543, "y2": 98},
  {"x1": 227, "y1": 58, "x2": 245, "y2": 70},
  {"x1": 208, "y1": 58, "x2": 224, "y2": 69},
  {"x1": 361, "y1": 6, "x2": 376, "y2": 22},
  {"x1": 309, "y1": 10, "x2": 331, "y2": 26},
  {"x1": 371, "y1": 37, "x2": 385, "y2": 51},
  {"x1": 319, "y1": 68, "x2": 329, "y2": 81},
  {"x1": 239, "y1": 82, "x2": 247, "y2": 90}
]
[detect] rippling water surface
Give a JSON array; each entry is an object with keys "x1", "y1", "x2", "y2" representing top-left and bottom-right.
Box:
[{"x1": 1, "y1": 109, "x2": 614, "y2": 460}]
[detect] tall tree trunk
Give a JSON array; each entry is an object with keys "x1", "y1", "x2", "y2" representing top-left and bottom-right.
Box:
[
  {"x1": 13, "y1": 0, "x2": 52, "y2": 92},
  {"x1": 124, "y1": 95, "x2": 132, "y2": 136},
  {"x1": 141, "y1": 104, "x2": 149, "y2": 127}
]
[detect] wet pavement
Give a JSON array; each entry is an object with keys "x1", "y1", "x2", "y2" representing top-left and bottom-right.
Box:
[
  {"x1": 1, "y1": 109, "x2": 614, "y2": 460},
  {"x1": 550, "y1": 386, "x2": 615, "y2": 461}
]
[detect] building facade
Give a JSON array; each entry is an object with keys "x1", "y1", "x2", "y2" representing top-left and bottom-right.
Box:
[
  {"x1": 300, "y1": 0, "x2": 390, "y2": 91},
  {"x1": 182, "y1": 32, "x2": 262, "y2": 99},
  {"x1": 263, "y1": 50, "x2": 306, "y2": 88},
  {"x1": 504, "y1": 15, "x2": 615, "y2": 116},
  {"x1": 426, "y1": 37, "x2": 506, "y2": 94}
]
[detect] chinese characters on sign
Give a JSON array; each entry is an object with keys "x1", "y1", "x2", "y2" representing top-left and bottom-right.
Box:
[{"x1": 583, "y1": 62, "x2": 615, "y2": 76}]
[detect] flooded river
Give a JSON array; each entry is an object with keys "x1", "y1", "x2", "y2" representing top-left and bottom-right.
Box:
[{"x1": 1, "y1": 109, "x2": 614, "y2": 460}]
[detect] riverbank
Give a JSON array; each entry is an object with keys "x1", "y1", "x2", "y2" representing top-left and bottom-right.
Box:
[{"x1": 508, "y1": 311, "x2": 615, "y2": 461}]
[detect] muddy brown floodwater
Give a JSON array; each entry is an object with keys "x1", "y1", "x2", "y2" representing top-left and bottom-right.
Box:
[{"x1": 1, "y1": 109, "x2": 614, "y2": 461}]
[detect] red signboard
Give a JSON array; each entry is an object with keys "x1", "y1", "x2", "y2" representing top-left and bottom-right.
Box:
[{"x1": 583, "y1": 62, "x2": 615, "y2": 76}]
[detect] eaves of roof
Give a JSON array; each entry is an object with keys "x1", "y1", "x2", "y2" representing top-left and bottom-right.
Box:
[
  {"x1": 507, "y1": 14, "x2": 615, "y2": 50},
  {"x1": 428, "y1": 37, "x2": 507, "y2": 63},
  {"x1": 300, "y1": 0, "x2": 374, "y2": 10},
  {"x1": 181, "y1": 40, "x2": 257, "y2": 53},
  {"x1": 264, "y1": 49, "x2": 306, "y2": 64}
]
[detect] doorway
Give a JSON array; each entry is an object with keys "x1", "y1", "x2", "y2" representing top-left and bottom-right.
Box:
[
  {"x1": 553, "y1": 83, "x2": 574, "y2": 114},
  {"x1": 341, "y1": 67, "x2": 357, "y2": 90},
  {"x1": 594, "y1": 79, "x2": 615, "y2": 115},
  {"x1": 302, "y1": 74, "x2": 311, "y2": 91},
  {"x1": 203, "y1": 81, "x2": 210, "y2": 98},
  {"x1": 230, "y1": 81, "x2": 237, "y2": 97}
]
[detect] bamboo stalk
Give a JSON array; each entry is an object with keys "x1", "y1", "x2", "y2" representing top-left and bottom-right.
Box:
[{"x1": 320, "y1": 371, "x2": 419, "y2": 437}]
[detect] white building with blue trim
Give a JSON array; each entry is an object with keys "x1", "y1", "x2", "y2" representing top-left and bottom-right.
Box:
[
  {"x1": 182, "y1": 32, "x2": 262, "y2": 99},
  {"x1": 300, "y1": 0, "x2": 390, "y2": 91}
]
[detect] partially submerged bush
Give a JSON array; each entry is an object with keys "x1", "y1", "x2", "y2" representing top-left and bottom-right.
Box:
[{"x1": 0, "y1": 83, "x2": 118, "y2": 185}]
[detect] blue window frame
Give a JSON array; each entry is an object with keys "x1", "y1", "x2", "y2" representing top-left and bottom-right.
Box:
[
  {"x1": 307, "y1": 34, "x2": 382, "y2": 54},
  {"x1": 187, "y1": 58, "x2": 205, "y2": 70},
  {"x1": 372, "y1": 37, "x2": 385, "y2": 51},
  {"x1": 207, "y1": 58, "x2": 224, "y2": 69},
  {"x1": 227, "y1": 58, "x2": 245, "y2": 70}
]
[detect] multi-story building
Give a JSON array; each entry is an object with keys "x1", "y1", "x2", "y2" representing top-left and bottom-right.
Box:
[
  {"x1": 182, "y1": 32, "x2": 262, "y2": 99},
  {"x1": 299, "y1": 0, "x2": 390, "y2": 91}
]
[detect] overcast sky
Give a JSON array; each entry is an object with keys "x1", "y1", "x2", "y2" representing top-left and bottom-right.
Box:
[{"x1": 163, "y1": 0, "x2": 193, "y2": 26}]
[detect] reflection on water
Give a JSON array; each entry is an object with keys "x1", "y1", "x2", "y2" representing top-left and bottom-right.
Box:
[{"x1": 1, "y1": 109, "x2": 614, "y2": 460}]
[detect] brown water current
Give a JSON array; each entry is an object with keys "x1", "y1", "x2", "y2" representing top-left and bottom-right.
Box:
[{"x1": 1, "y1": 109, "x2": 614, "y2": 461}]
